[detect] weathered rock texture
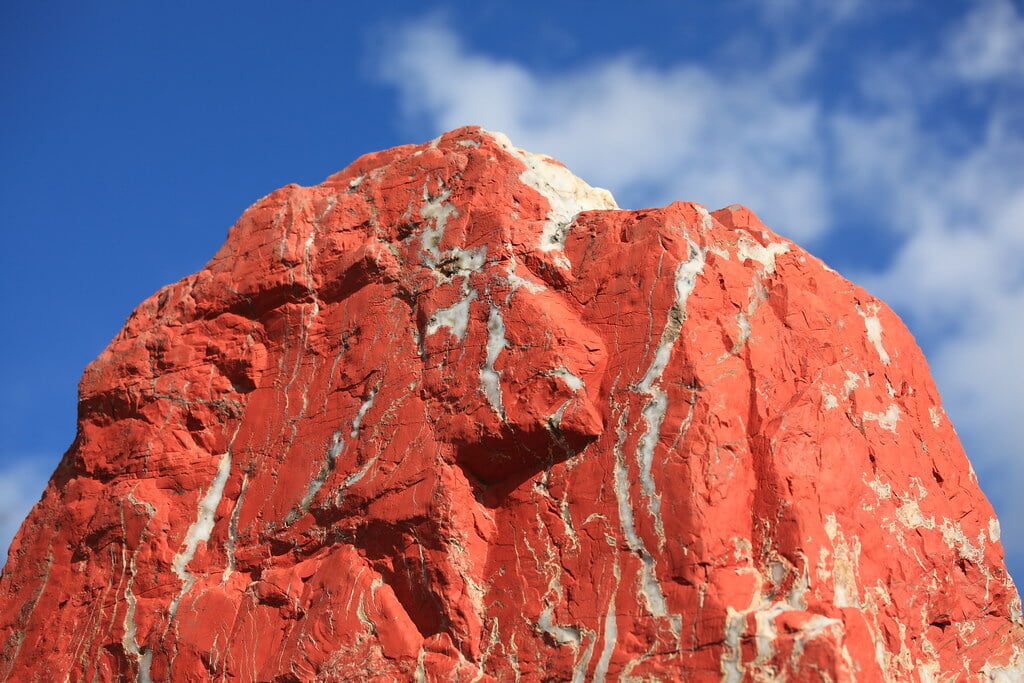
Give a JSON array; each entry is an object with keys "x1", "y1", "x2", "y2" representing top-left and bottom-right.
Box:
[{"x1": 2, "y1": 127, "x2": 1022, "y2": 681}]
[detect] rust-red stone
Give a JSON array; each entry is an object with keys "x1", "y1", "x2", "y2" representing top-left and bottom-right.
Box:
[{"x1": 2, "y1": 127, "x2": 1021, "y2": 681}]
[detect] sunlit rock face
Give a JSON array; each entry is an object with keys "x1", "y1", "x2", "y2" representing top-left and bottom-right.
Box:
[{"x1": 1, "y1": 126, "x2": 1021, "y2": 681}]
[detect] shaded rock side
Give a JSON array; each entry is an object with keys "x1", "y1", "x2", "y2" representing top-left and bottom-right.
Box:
[{"x1": 1, "y1": 127, "x2": 1021, "y2": 681}]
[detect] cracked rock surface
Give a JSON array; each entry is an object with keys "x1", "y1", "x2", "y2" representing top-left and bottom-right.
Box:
[{"x1": 1, "y1": 126, "x2": 1021, "y2": 681}]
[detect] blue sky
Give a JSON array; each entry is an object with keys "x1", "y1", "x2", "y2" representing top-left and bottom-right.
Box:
[{"x1": 2, "y1": 1, "x2": 1022, "y2": 586}]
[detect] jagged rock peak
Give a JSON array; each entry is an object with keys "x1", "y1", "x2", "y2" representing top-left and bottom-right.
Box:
[{"x1": 2, "y1": 126, "x2": 1021, "y2": 681}]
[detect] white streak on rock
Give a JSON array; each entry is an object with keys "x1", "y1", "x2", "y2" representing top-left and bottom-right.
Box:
[
  {"x1": 537, "y1": 604, "x2": 582, "y2": 648},
  {"x1": 611, "y1": 412, "x2": 680, "y2": 634},
  {"x1": 822, "y1": 515, "x2": 863, "y2": 609},
  {"x1": 122, "y1": 494, "x2": 156, "y2": 683},
  {"x1": 674, "y1": 239, "x2": 707, "y2": 318},
  {"x1": 172, "y1": 450, "x2": 232, "y2": 583},
  {"x1": 822, "y1": 388, "x2": 839, "y2": 410},
  {"x1": 437, "y1": 245, "x2": 487, "y2": 278},
  {"x1": 637, "y1": 240, "x2": 706, "y2": 546},
  {"x1": 939, "y1": 518, "x2": 985, "y2": 564},
  {"x1": 592, "y1": 556, "x2": 620, "y2": 683},
  {"x1": 505, "y1": 253, "x2": 545, "y2": 294},
  {"x1": 480, "y1": 305, "x2": 508, "y2": 419},
  {"x1": 420, "y1": 185, "x2": 458, "y2": 260},
  {"x1": 736, "y1": 237, "x2": 790, "y2": 274},
  {"x1": 897, "y1": 500, "x2": 932, "y2": 529},
  {"x1": 990, "y1": 518, "x2": 1001, "y2": 543},
  {"x1": 753, "y1": 602, "x2": 792, "y2": 666},
  {"x1": 350, "y1": 387, "x2": 379, "y2": 438},
  {"x1": 731, "y1": 311, "x2": 751, "y2": 353},
  {"x1": 864, "y1": 404, "x2": 900, "y2": 433},
  {"x1": 843, "y1": 370, "x2": 864, "y2": 397},
  {"x1": 790, "y1": 615, "x2": 845, "y2": 663},
  {"x1": 295, "y1": 431, "x2": 345, "y2": 517},
  {"x1": 223, "y1": 472, "x2": 249, "y2": 582},
  {"x1": 166, "y1": 439, "x2": 237, "y2": 625},
  {"x1": 721, "y1": 607, "x2": 747, "y2": 682},
  {"x1": 788, "y1": 565, "x2": 811, "y2": 611},
  {"x1": 328, "y1": 430, "x2": 346, "y2": 459},
  {"x1": 612, "y1": 418, "x2": 646, "y2": 547},
  {"x1": 344, "y1": 459, "x2": 373, "y2": 488},
  {"x1": 484, "y1": 129, "x2": 618, "y2": 268},
  {"x1": 414, "y1": 648, "x2": 428, "y2": 683},
  {"x1": 984, "y1": 657, "x2": 1024, "y2": 683},
  {"x1": 552, "y1": 367, "x2": 584, "y2": 392},
  {"x1": 695, "y1": 205, "x2": 716, "y2": 231},
  {"x1": 638, "y1": 553, "x2": 670, "y2": 620},
  {"x1": 426, "y1": 291, "x2": 477, "y2": 339},
  {"x1": 572, "y1": 636, "x2": 596, "y2": 683},
  {"x1": 857, "y1": 304, "x2": 891, "y2": 365},
  {"x1": 866, "y1": 476, "x2": 892, "y2": 500}
]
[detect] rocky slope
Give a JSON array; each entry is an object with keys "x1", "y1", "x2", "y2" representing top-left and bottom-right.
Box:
[{"x1": 1, "y1": 127, "x2": 1021, "y2": 681}]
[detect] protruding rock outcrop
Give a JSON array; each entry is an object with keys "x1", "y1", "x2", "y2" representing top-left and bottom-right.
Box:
[{"x1": 2, "y1": 127, "x2": 1021, "y2": 681}]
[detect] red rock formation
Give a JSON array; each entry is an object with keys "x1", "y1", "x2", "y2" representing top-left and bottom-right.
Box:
[{"x1": 2, "y1": 127, "x2": 1021, "y2": 681}]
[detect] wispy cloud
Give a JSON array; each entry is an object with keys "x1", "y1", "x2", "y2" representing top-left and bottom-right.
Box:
[{"x1": 375, "y1": 2, "x2": 1024, "y2": 574}]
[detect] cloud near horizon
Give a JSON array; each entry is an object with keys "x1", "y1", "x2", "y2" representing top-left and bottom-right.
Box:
[{"x1": 377, "y1": 2, "x2": 1024, "y2": 574}]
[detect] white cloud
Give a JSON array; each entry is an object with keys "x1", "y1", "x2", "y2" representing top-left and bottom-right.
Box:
[
  {"x1": 377, "y1": 5, "x2": 1024, "y2": 577},
  {"x1": 858, "y1": 117, "x2": 1024, "y2": 325},
  {"x1": 380, "y1": 19, "x2": 831, "y2": 241},
  {"x1": 949, "y1": 0, "x2": 1024, "y2": 83},
  {"x1": 0, "y1": 460, "x2": 51, "y2": 567}
]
